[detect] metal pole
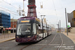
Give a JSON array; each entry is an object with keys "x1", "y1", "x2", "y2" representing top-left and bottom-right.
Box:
[
  {"x1": 13, "y1": 17, "x2": 14, "y2": 33},
  {"x1": 23, "y1": 0, "x2": 24, "y2": 11},
  {"x1": 23, "y1": 0, "x2": 25, "y2": 16},
  {"x1": 65, "y1": 8, "x2": 68, "y2": 35},
  {"x1": 41, "y1": 15, "x2": 43, "y2": 33},
  {"x1": 41, "y1": 15, "x2": 43, "y2": 38},
  {"x1": 41, "y1": 15, "x2": 45, "y2": 38},
  {"x1": 57, "y1": 24, "x2": 59, "y2": 32},
  {"x1": 41, "y1": 15, "x2": 45, "y2": 32},
  {"x1": 60, "y1": 20, "x2": 61, "y2": 32},
  {"x1": 59, "y1": 20, "x2": 61, "y2": 32}
]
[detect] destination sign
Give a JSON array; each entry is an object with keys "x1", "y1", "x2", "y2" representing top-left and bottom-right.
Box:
[{"x1": 21, "y1": 20, "x2": 30, "y2": 23}]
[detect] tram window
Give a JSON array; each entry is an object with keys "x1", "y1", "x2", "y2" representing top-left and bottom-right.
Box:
[
  {"x1": 33, "y1": 23, "x2": 36, "y2": 34},
  {"x1": 17, "y1": 24, "x2": 31, "y2": 35},
  {"x1": 25, "y1": 28, "x2": 30, "y2": 32},
  {"x1": 17, "y1": 25, "x2": 21, "y2": 35}
]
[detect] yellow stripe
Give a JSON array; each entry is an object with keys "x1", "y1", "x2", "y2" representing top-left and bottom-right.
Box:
[
  {"x1": 21, "y1": 21, "x2": 29, "y2": 22},
  {"x1": 36, "y1": 18, "x2": 40, "y2": 22}
]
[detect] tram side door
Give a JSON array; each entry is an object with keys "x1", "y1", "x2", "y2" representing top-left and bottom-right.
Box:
[{"x1": 33, "y1": 23, "x2": 36, "y2": 35}]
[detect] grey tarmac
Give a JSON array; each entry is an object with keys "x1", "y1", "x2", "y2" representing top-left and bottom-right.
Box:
[{"x1": 0, "y1": 32, "x2": 75, "y2": 50}]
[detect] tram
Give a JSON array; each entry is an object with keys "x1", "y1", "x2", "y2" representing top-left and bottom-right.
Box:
[{"x1": 15, "y1": 17, "x2": 52, "y2": 43}]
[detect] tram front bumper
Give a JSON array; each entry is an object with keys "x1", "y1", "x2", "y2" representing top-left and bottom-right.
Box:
[{"x1": 16, "y1": 36, "x2": 37, "y2": 43}]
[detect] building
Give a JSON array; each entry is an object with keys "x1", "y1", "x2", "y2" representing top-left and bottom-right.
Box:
[
  {"x1": 68, "y1": 10, "x2": 75, "y2": 27},
  {"x1": 11, "y1": 19, "x2": 18, "y2": 33},
  {"x1": 11, "y1": 19, "x2": 17, "y2": 28},
  {"x1": 0, "y1": 11, "x2": 10, "y2": 33},
  {"x1": 68, "y1": 10, "x2": 75, "y2": 33},
  {"x1": 0, "y1": 11, "x2": 10, "y2": 28}
]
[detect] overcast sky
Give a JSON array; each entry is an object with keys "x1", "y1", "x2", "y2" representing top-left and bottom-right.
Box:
[{"x1": 0, "y1": 0, "x2": 75, "y2": 28}]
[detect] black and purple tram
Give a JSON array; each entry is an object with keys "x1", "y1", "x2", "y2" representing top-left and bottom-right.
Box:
[{"x1": 15, "y1": 17, "x2": 52, "y2": 43}]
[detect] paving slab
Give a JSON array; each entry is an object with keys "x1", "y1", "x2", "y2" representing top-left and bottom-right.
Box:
[
  {"x1": 0, "y1": 33, "x2": 15, "y2": 43},
  {"x1": 0, "y1": 37, "x2": 15, "y2": 43}
]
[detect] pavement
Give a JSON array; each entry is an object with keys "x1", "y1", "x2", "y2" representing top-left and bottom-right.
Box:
[
  {"x1": 0, "y1": 33, "x2": 15, "y2": 43},
  {"x1": 63, "y1": 32, "x2": 75, "y2": 44}
]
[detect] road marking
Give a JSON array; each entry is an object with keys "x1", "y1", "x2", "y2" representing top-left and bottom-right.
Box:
[
  {"x1": 34, "y1": 44, "x2": 66, "y2": 46},
  {"x1": 57, "y1": 33, "x2": 64, "y2": 50}
]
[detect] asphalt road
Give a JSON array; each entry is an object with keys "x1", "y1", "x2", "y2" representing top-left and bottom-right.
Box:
[{"x1": 0, "y1": 32, "x2": 75, "y2": 50}]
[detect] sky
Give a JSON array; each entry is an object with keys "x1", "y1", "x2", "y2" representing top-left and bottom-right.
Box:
[{"x1": 0, "y1": 0, "x2": 75, "y2": 28}]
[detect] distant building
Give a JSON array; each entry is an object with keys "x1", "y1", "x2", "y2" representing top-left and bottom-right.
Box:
[
  {"x1": 11, "y1": 19, "x2": 18, "y2": 33},
  {"x1": 0, "y1": 11, "x2": 10, "y2": 33},
  {"x1": 0, "y1": 10, "x2": 11, "y2": 28},
  {"x1": 68, "y1": 10, "x2": 75, "y2": 27},
  {"x1": 11, "y1": 19, "x2": 17, "y2": 28}
]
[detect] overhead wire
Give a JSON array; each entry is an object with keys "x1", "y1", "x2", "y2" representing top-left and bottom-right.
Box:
[
  {"x1": 0, "y1": 0, "x2": 19, "y2": 16},
  {"x1": 0, "y1": 0, "x2": 28, "y2": 16},
  {"x1": 52, "y1": 0, "x2": 58, "y2": 17},
  {"x1": 0, "y1": 6, "x2": 19, "y2": 16},
  {"x1": 52, "y1": 0, "x2": 59, "y2": 25},
  {"x1": 1, "y1": 0, "x2": 19, "y2": 9}
]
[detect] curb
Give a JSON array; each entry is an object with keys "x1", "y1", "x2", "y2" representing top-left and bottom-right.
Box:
[
  {"x1": 0, "y1": 38, "x2": 15, "y2": 43},
  {"x1": 70, "y1": 39, "x2": 75, "y2": 44},
  {"x1": 72, "y1": 40, "x2": 75, "y2": 44},
  {"x1": 63, "y1": 32, "x2": 75, "y2": 44}
]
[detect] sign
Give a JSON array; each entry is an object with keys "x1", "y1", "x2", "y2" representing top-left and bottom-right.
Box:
[
  {"x1": 21, "y1": 20, "x2": 29, "y2": 22},
  {"x1": 67, "y1": 22, "x2": 71, "y2": 28},
  {"x1": 41, "y1": 5, "x2": 43, "y2": 8},
  {"x1": 67, "y1": 25, "x2": 70, "y2": 28}
]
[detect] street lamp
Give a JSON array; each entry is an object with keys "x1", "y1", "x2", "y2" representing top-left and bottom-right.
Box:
[
  {"x1": 41, "y1": 15, "x2": 45, "y2": 23},
  {"x1": 40, "y1": 15, "x2": 45, "y2": 38},
  {"x1": 23, "y1": 0, "x2": 25, "y2": 17},
  {"x1": 57, "y1": 24, "x2": 59, "y2": 32}
]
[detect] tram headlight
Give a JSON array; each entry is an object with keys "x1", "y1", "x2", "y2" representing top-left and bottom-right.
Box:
[
  {"x1": 28, "y1": 36, "x2": 31, "y2": 38},
  {"x1": 17, "y1": 36, "x2": 19, "y2": 38},
  {"x1": 34, "y1": 35, "x2": 37, "y2": 39}
]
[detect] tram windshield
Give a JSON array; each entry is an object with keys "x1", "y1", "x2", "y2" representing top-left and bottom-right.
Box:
[{"x1": 17, "y1": 23, "x2": 31, "y2": 35}]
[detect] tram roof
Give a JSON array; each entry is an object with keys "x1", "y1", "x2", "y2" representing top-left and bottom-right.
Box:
[
  {"x1": 18, "y1": 17, "x2": 35, "y2": 20},
  {"x1": 18, "y1": 17, "x2": 40, "y2": 22}
]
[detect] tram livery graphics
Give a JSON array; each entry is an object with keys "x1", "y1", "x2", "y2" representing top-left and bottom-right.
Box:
[{"x1": 15, "y1": 17, "x2": 52, "y2": 43}]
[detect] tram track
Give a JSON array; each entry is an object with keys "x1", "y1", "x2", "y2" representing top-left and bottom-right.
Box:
[
  {"x1": 38, "y1": 32, "x2": 64, "y2": 50},
  {"x1": 19, "y1": 32, "x2": 63, "y2": 50},
  {"x1": 39, "y1": 33, "x2": 58, "y2": 50},
  {"x1": 0, "y1": 32, "x2": 74, "y2": 50},
  {"x1": 19, "y1": 33, "x2": 57, "y2": 50},
  {"x1": 20, "y1": 45, "x2": 31, "y2": 50},
  {"x1": 15, "y1": 32, "x2": 63, "y2": 50},
  {"x1": 57, "y1": 33, "x2": 63, "y2": 50}
]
